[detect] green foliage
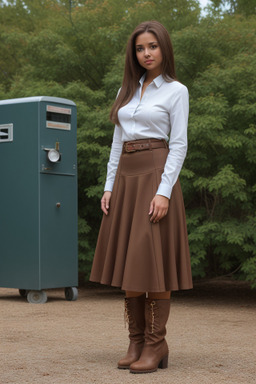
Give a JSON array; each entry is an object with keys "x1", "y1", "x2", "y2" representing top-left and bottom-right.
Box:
[
  {"x1": 0, "y1": 0, "x2": 255, "y2": 286},
  {"x1": 207, "y1": 0, "x2": 256, "y2": 17},
  {"x1": 181, "y1": 20, "x2": 256, "y2": 282}
]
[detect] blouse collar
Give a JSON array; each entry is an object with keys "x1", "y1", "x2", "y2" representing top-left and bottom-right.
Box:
[{"x1": 139, "y1": 73, "x2": 165, "y2": 88}]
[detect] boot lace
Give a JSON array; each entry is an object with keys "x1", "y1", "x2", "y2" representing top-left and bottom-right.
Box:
[
  {"x1": 150, "y1": 300, "x2": 156, "y2": 334},
  {"x1": 124, "y1": 298, "x2": 129, "y2": 328}
]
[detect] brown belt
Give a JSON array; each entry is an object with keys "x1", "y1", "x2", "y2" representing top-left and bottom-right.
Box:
[{"x1": 123, "y1": 139, "x2": 168, "y2": 153}]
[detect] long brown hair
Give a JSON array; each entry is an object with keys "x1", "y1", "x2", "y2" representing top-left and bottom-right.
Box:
[{"x1": 110, "y1": 20, "x2": 177, "y2": 125}]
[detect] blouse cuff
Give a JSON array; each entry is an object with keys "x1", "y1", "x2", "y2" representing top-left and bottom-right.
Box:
[
  {"x1": 156, "y1": 183, "x2": 172, "y2": 199},
  {"x1": 104, "y1": 180, "x2": 114, "y2": 192}
]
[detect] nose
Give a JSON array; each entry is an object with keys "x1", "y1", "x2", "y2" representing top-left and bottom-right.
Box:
[{"x1": 144, "y1": 48, "x2": 151, "y2": 57}]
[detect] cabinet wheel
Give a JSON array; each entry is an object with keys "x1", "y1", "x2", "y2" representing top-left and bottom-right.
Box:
[
  {"x1": 65, "y1": 287, "x2": 78, "y2": 301},
  {"x1": 27, "y1": 290, "x2": 47, "y2": 304}
]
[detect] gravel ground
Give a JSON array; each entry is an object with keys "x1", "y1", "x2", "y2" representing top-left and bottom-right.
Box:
[{"x1": 0, "y1": 279, "x2": 255, "y2": 384}]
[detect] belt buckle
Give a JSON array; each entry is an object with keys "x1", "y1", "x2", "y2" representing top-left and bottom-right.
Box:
[{"x1": 125, "y1": 143, "x2": 136, "y2": 153}]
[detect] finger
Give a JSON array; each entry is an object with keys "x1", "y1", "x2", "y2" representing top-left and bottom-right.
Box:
[
  {"x1": 156, "y1": 208, "x2": 169, "y2": 222},
  {"x1": 150, "y1": 200, "x2": 163, "y2": 222},
  {"x1": 101, "y1": 199, "x2": 109, "y2": 215},
  {"x1": 101, "y1": 205, "x2": 107, "y2": 215},
  {"x1": 157, "y1": 209, "x2": 167, "y2": 220},
  {"x1": 153, "y1": 211, "x2": 161, "y2": 223},
  {"x1": 150, "y1": 208, "x2": 158, "y2": 222},
  {"x1": 149, "y1": 200, "x2": 154, "y2": 215},
  {"x1": 105, "y1": 197, "x2": 110, "y2": 210},
  {"x1": 152, "y1": 207, "x2": 166, "y2": 223}
]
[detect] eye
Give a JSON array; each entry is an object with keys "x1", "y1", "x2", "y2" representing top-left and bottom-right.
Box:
[
  {"x1": 151, "y1": 44, "x2": 158, "y2": 49},
  {"x1": 136, "y1": 47, "x2": 143, "y2": 52}
]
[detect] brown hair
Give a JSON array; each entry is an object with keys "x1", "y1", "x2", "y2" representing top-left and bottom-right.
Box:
[{"x1": 110, "y1": 20, "x2": 177, "y2": 125}]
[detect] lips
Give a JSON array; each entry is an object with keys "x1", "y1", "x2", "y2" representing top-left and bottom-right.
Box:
[{"x1": 145, "y1": 60, "x2": 153, "y2": 64}]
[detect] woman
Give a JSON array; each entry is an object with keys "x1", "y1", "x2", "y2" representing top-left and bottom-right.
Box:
[{"x1": 90, "y1": 20, "x2": 193, "y2": 374}]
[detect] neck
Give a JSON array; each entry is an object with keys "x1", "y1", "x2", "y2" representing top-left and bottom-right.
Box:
[{"x1": 145, "y1": 71, "x2": 161, "y2": 83}]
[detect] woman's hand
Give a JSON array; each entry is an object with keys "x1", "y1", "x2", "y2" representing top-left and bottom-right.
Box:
[
  {"x1": 149, "y1": 195, "x2": 169, "y2": 223},
  {"x1": 101, "y1": 191, "x2": 112, "y2": 215}
]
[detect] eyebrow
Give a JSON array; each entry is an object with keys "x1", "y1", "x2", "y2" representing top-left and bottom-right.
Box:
[{"x1": 136, "y1": 41, "x2": 158, "y2": 47}]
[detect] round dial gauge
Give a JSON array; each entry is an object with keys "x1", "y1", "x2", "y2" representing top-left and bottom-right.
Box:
[{"x1": 48, "y1": 149, "x2": 60, "y2": 163}]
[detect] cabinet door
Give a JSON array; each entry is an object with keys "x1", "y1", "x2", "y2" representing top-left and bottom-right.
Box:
[
  {"x1": 40, "y1": 173, "x2": 78, "y2": 289},
  {"x1": 0, "y1": 102, "x2": 40, "y2": 290}
]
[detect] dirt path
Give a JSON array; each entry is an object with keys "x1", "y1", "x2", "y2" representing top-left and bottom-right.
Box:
[{"x1": 0, "y1": 279, "x2": 255, "y2": 384}]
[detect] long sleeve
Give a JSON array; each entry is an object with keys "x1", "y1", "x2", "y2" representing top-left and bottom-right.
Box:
[
  {"x1": 156, "y1": 85, "x2": 189, "y2": 199},
  {"x1": 104, "y1": 124, "x2": 123, "y2": 192}
]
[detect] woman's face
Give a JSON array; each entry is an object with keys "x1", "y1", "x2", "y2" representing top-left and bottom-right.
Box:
[{"x1": 135, "y1": 32, "x2": 163, "y2": 76}]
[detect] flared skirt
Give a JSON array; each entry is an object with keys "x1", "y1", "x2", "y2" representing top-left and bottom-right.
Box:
[{"x1": 90, "y1": 145, "x2": 193, "y2": 292}]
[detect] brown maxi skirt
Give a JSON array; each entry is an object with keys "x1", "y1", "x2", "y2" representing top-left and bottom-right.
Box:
[{"x1": 90, "y1": 140, "x2": 193, "y2": 292}]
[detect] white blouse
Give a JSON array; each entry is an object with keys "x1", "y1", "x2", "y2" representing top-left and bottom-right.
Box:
[{"x1": 104, "y1": 74, "x2": 189, "y2": 199}]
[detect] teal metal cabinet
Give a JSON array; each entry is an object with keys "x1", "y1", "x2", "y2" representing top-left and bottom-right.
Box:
[{"x1": 0, "y1": 97, "x2": 78, "y2": 303}]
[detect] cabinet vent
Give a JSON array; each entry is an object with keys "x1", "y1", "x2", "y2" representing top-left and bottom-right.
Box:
[{"x1": 0, "y1": 124, "x2": 13, "y2": 142}]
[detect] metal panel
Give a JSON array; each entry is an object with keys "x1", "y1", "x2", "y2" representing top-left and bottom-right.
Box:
[
  {"x1": 0, "y1": 102, "x2": 40, "y2": 289},
  {"x1": 39, "y1": 101, "x2": 77, "y2": 176},
  {"x1": 40, "y1": 174, "x2": 78, "y2": 288}
]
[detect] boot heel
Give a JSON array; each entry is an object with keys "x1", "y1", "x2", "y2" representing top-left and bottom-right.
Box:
[{"x1": 158, "y1": 354, "x2": 168, "y2": 369}]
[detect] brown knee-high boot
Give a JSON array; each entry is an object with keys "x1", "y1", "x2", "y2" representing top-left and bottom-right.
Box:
[
  {"x1": 129, "y1": 298, "x2": 170, "y2": 374},
  {"x1": 118, "y1": 294, "x2": 146, "y2": 369}
]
